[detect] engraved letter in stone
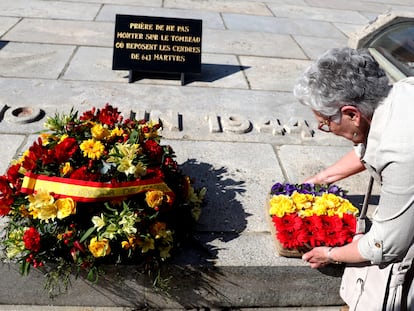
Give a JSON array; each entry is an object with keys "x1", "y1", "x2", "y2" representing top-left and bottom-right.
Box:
[
  {"x1": 206, "y1": 114, "x2": 222, "y2": 133},
  {"x1": 151, "y1": 110, "x2": 182, "y2": 131},
  {"x1": 221, "y1": 115, "x2": 252, "y2": 134},
  {"x1": 255, "y1": 118, "x2": 285, "y2": 135}
]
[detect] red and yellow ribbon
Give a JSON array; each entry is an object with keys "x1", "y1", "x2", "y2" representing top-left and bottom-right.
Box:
[{"x1": 21, "y1": 172, "x2": 173, "y2": 203}]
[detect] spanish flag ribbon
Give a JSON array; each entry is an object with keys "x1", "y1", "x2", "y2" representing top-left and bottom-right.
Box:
[{"x1": 21, "y1": 172, "x2": 173, "y2": 203}]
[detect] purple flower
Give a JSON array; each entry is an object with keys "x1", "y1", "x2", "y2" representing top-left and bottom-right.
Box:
[{"x1": 270, "y1": 182, "x2": 347, "y2": 198}]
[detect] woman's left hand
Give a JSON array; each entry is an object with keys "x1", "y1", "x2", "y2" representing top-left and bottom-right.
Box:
[{"x1": 302, "y1": 247, "x2": 331, "y2": 268}]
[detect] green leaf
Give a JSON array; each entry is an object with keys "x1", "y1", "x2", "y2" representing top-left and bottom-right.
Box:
[
  {"x1": 21, "y1": 260, "x2": 30, "y2": 276},
  {"x1": 79, "y1": 226, "x2": 96, "y2": 243},
  {"x1": 87, "y1": 267, "x2": 99, "y2": 283}
]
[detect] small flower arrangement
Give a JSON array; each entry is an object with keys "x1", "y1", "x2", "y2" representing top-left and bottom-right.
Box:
[
  {"x1": 0, "y1": 104, "x2": 206, "y2": 294},
  {"x1": 268, "y1": 183, "x2": 358, "y2": 255}
]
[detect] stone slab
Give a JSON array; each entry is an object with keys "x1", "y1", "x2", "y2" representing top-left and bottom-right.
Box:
[
  {"x1": 239, "y1": 56, "x2": 311, "y2": 91},
  {"x1": 267, "y1": 4, "x2": 369, "y2": 24},
  {"x1": 0, "y1": 0, "x2": 101, "y2": 20},
  {"x1": 0, "y1": 42, "x2": 75, "y2": 79},
  {"x1": 203, "y1": 29, "x2": 307, "y2": 58},
  {"x1": 306, "y1": 0, "x2": 392, "y2": 14},
  {"x1": 166, "y1": 140, "x2": 283, "y2": 233},
  {"x1": 96, "y1": 5, "x2": 226, "y2": 30},
  {"x1": 278, "y1": 144, "x2": 382, "y2": 197},
  {"x1": 0, "y1": 135, "x2": 26, "y2": 174},
  {"x1": 66, "y1": 0, "x2": 162, "y2": 5},
  {"x1": 222, "y1": 13, "x2": 347, "y2": 38},
  {"x1": 63, "y1": 47, "x2": 250, "y2": 89},
  {"x1": 164, "y1": 0, "x2": 273, "y2": 16},
  {"x1": 3, "y1": 19, "x2": 114, "y2": 47},
  {"x1": 0, "y1": 262, "x2": 344, "y2": 308},
  {"x1": 293, "y1": 36, "x2": 348, "y2": 60},
  {"x1": 0, "y1": 78, "x2": 351, "y2": 148},
  {"x1": 0, "y1": 17, "x2": 19, "y2": 36}
]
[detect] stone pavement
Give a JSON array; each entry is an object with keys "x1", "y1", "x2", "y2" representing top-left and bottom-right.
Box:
[{"x1": 0, "y1": 0, "x2": 412, "y2": 310}]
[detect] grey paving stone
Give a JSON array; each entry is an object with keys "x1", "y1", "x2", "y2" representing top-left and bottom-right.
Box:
[
  {"x1": 166, "y1": 140, "x2": 284, "y2": 233},
  {"x1": 0, "y1": 42, "x2": 75, "y2": 79},
  {"x1": 240, "y1": 56, "x2": 312, "y2": 92},
  {"x1": 363, "y1": 0, "x2": 414, "y2": 5},
  {"x1": 278, "y1": 144, "x2": 381, "y2": 196},
  {"x1": 0, "y1": 135, "x2": 26, "y2": 174},
  {"x1": 222, "y1": 13, "x2": 348, "y2": 38},
  {"x1": 203, "y1": 28, "x2": 307, "y2": 58},
  {"x1": 334, "y1": 22, "x2": 366, "y2": 39},
  {"x1": 306, "y1": 0, "x2": 392, "y2": 14},
  {"x1": 0, "y1": 0, "x2": 409, "y2": 308},
  {"x1": 164, "y1": 0, "x2": 273, "y2": 16},
  {"x1": 96, "y1": 5, "x2": 226, "y2": 30},
  {"x1": 67, "y1": 0, "x2": 162, "y2": 5},
  {"x1": 63, "y1": 47, "x2": 249, "y2": 89},
  {"x1": 267, "y1": 4, "x2": 369, "y2": 24},
  {"x1": 0, "y1": 0, "x2": 101, "y2": 20},
  {"x1": 63, "y1": 46, "x2": 128, "y2": 83},
  {"x1": 293, "y1": 36, "x2": 348, "y2": 60},
  {"x1": 3, "y1": 19, "x2": 114, "y2": 47},
  {"x1": 0, "y1": 17, "x2": 19, "y2": 36}
]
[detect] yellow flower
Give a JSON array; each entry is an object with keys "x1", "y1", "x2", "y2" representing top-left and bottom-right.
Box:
[
  {"x1": 310, "y1": 199, "x2": 328, "y2": 216},
  {"x1": 56, "y1": 198, "x2": 76, "y2": 219},
  {"x1": 28, "y1": 189, "x2": 57, "y2": 222},
  {"x1": 145, "y1": 190, "x2": 164, "y2": 208},
  {"x1": 151, "y1": 222, "x2": 169, "y2": 239},
  {"x1": 137, "y1": 236, "x2": 155, "y2": 253},
  {"x1": 121, "y1": 236, "x2": 137, "y2": 250},
  {"x1": 269, "y1": 195, "x2": 294, "y2": 217},
  {"x1": 88, "y1": 237, "x2": 111, "y2": 258},
  {"x1": 60, "y1": 162, "x2": 73, "y2": 176},
  {"x1": 80, "y1": 139, "x2": 105, "y2": 160},
  {"x1": 315, "y1": 193, "x2": 342, "y2": 216},
  {"x1": 291, "y1": 192, "x2": 314, "y2": 212},
  {"x1": 143, "y1": 120, "x2": 160, "y2": 139},
  {"x1": 159, "y1": 245, "x2": 172, "y2": 259},
  {"x1": 110, "y1": 127, "x2": 124, "y2": 138},
  {"x1": 337, "y1": 199, "x2": 359, "y2": 218},
  {"x1": 40, "y1": 133, "x2": 51, "y2": 145},
  {"x1": 91, "y1": 123, "x2": 110, "y2": 140},
  {"x1": 58, "y1": 134, "x2": 69, "y2": 144}
]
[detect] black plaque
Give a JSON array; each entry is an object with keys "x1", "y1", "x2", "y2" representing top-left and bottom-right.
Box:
[{"x1": 112, "y1": 14, "x2": 202, "y2": 80}]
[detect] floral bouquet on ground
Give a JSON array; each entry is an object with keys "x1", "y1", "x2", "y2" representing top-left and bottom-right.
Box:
[
  {"x1": 0, "y1": 104, "x2": 206, "y2": 295},
  {"x1": 267, "y1": 182, "x2": 359, "y2": 258}
]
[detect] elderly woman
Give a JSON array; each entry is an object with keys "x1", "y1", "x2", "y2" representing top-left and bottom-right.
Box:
[{"x1": 294, "y1": 47, "x2": 414, "y2": 269}]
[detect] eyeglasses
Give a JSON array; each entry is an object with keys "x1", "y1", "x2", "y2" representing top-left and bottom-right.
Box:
[{"x1": 318, "y1": 118, "x2": 331, "y2": 132}]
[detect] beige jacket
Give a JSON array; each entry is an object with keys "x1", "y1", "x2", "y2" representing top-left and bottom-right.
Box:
[{"x1": 358, "y1": 77, "x2": 414, "y2": 264}]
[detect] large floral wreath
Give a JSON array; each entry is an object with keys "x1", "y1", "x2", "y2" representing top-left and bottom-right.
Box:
[{"x1": 0, "y1": 104, "x2": 205, "y2": 294}]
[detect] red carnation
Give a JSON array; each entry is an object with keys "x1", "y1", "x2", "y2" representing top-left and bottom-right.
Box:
[
  {"x1": 6, "y1": 163, "x2": 21, "y2": 186},
  {"x1": 272, "y1": 214, "x2": 301, "y2": 232},
  {"x1": 80, "y1": 107, "x2": 96, "y2": 121},
  {"x1": 22, "y1": 150, "x2": 38, "y2": 171},
  {"x1": 276, "y1": 229, "x2": 301, "y2": 249},
  {"x1": 54, "y1": 137, "x2": 78, "y2": 163},
  {"x1": 97, "y1": 103, "x2": 122, "y2": 126},
  {"x1": 69, "y1": 166, "x2": 99, "y2": 181},
  {"x1": 23, "y1": 227, "x2": 41, "y2": 252},
  {"x1": 0, "y1": 201, "x2": 11, "y2": 216},
  {"x1": 144, "y1": 140, "x2": 163, "y2": 158}
]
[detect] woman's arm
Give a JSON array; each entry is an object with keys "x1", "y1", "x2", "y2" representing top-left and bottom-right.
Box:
[
  {"x1": 302, "y1": 238, "x2": 368, "y2": 268},
  {"x1": 305, "y1": 149, "x2": 366, "y2": 185}
]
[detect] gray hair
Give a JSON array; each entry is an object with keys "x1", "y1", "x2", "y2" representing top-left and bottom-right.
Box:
[{"x1": 293, "y1": 47, "x2": 391, "y2": 120}]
